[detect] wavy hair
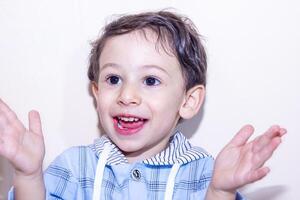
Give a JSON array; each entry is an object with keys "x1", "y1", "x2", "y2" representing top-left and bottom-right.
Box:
[{"x1": 88, "y1": 11, "x2": 207, "y2": 90}]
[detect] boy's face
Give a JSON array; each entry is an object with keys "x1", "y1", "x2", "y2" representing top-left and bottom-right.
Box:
[{"x1": 92, "y1": 30, "x2": 203, "y2": 162}]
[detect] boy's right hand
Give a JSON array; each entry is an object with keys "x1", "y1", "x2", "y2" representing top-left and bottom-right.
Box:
[{"x1": 0, "y1": 98, "x2": 45, "y2": 178}]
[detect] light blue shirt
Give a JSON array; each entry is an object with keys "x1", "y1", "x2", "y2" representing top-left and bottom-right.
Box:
[{"x1": 9, "y1": 131, "x2": 245, "y2": 199}]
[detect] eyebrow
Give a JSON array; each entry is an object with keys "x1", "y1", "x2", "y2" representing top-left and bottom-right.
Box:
[
  {"x1": 100, "y1": 63, "x2": 170, "y2": 77},
  {"x1": 141, "y1": 64, "x2": 170, "y2": 77},
  {"x1": 100, "y1": 63, "x2": 120, "y2": 71}
]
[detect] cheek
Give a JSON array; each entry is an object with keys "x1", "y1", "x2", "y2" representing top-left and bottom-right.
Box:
[
  {"x1": 96, "y1": 93, "x2": 114, "y2": 130},
  {"x1": 149, "y1": 90, "x2": 184, "y2": 115},
  {"x1": 97, "y1": 91, "x2": 114, "y2": 112}
]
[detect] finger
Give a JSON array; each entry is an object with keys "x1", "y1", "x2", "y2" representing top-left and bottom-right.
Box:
[
  {"x1": 227, "y1": 125, "x2": 254, "y2": 147},
  {"x1": 0, "y1": 114, "x2": 8, "y2": 132},
  {"x1": 265, "y1": 125, "x2": 284, "y2": 138},
  {"x1": 0, "y1": 99, "x2": 22, "y2": 126},
  {"x1": 0, "y1": 111, "x2": 24, "y2": 136},
  {"x1": 246, "y1": 167, "x2": 270, "y2": 184},
  {"x1": 252, "y1": 129, "x2": 276, "y2": 153},
  {"x1": 0, "y1": 98, "x2": 14, "y2": 115},
  {"x1": 253, "y1": 137, "x2": 282, "y2": 168},
  {"x1": 0, "y1": 100, "x2": 16, "y2": 120},
  {"x1": 28, "y1": 110, "x2": 43, "y2": 136},
  {"x1": 279, "y1": 128, "x2": 287, "y2": 136},
  {"x1": 252, "y1": 135, "x2": 268, "y2": 153},
  {"x1": 253, "y1": 126, "x2": 286, "y2": 153},
  {"x1": 266, "y1": 125, "x2": 287, "y2": 137},
  {"x1": 0, "y1": 137, "x2": 5, "y2": 156}
]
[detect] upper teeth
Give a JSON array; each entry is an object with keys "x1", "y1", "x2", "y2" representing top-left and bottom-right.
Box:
[{"x1": 118, "y1": 116, "x2": 140, "y2": 122}]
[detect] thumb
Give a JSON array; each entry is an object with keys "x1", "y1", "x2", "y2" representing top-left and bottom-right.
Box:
[
  {"x1": 28, "y1": 110, "x2": 43, "y2": 136},
  {"x1": 227, "y1": 125, "x2": 254, "y2": 148}
]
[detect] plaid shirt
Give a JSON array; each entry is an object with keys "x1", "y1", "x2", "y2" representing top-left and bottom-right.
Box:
[{"x1": 9, "y1": 131, "x2": 244, "y2": 200}]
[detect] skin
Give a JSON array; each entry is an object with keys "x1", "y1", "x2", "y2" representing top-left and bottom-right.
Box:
[
  {"x1": 92, "y1": 30, "x2": 204, "y2": 163},
  {"x1": 0, "y1": 102, "x2": 45, "y2": 200},
  {"x1": 206, "y1": 125, "x2": 286, "y2": 199},
  {"x1": 0, "y1": 29, "x2": 287, "y2": 200}
]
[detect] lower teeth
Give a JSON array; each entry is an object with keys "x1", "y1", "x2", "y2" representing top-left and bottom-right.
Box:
[{"x1": 117, "y1": 121, "x2": 124, "y2": 129}]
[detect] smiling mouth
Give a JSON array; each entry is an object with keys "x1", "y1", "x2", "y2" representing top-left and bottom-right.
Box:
[{"x1": 113, "y1": 115, "x2": 148, "y2": 135}]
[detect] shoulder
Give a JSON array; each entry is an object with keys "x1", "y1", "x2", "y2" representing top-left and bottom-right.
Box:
[
  {"x1": 180, "y1": 151, "x2": 214, "y2": 175},
  {"x1": 144, "y1": 131, "x2": 213, "y2": 166},
  {"x1": 173, "y1": 132, "x2": 214, "y2": 166},
  {"x1": 47, "y1": 145, "x2": 97, "y2": 167},
  {"x1": 44, "y1": 145, "x2": 98, "y2": 182},
  {"x1": 43, "y1": 145, "x2": 98, "y2": 198},
  {"x1": 170, "y1": 148, "x2": 214, "y2": 198},
  {"x1": 175, "y1": 140, "x2": 215, "y2": 178}
]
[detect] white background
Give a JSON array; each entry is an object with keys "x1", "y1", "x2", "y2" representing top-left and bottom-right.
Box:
[{"x1": 0, "y1": 0, "x2": 299, "y2": 199}]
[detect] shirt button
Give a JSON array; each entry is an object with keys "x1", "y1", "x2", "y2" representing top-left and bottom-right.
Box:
[{"x1": 131, "y1": 169, "x2": 141, "y2": 181}]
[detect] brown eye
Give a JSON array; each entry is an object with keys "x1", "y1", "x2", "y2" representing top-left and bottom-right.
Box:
[
  {"x1": 144, "y1": 76, "x2": 160, "y2": 86},
  {"x1": 107, "y1": 75, "x2": 121, "y2": 85}
]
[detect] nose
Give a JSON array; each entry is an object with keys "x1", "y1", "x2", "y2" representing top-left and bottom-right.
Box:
[{"x1": 117, "y1": 83, "x2": 141, "y2": 106}]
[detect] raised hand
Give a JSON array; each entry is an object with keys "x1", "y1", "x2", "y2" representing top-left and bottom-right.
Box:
[
  {"x1": 210, "y1": 125, "x2": 286, "y2": 194},
  {"x1": 0, "y1": 98, "x2": 45, "y2": 177}
]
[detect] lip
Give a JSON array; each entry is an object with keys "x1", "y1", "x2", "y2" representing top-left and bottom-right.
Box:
[{"x1": 113, "y1": 114, "x2": 148, "y2": 136}]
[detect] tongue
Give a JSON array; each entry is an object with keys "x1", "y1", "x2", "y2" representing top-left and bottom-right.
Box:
[{"x1": 119, "y1": 120, "x2": 145, "y2": 129}]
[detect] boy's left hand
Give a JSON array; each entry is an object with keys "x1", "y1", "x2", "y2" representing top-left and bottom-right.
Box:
[{"x1": 210, "y1": 125, "x2": 286, "y2": 194}]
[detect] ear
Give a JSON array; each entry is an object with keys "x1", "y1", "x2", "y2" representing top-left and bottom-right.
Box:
[
  {"x1": 91, "y1": 81, "x2": 99, "y2": 102},
  {"x1": 179, "y1": 85, "x2": 205, "y2": 119}
]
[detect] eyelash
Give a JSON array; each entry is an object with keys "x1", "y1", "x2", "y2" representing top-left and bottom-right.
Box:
[
  {"x1": 143, "y1": 76, "x2": 161, "y2": 86},
  {"x1": 105, "y1": 75, "x2": 122, "y2": 85}
]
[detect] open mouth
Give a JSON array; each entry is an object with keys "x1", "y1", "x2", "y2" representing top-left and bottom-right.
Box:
[{"x1": 113, "y1": 115, "x2": 148, "y2": 135}]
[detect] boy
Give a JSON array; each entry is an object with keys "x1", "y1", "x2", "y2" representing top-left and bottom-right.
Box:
[{"x1": 0, "y1": 11, "x2": 286, "y2": 200}]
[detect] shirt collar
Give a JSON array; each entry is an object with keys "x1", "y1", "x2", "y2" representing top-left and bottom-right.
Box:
[{"x1": 90, "y1": 131, "x2": 211, "y2": 166}]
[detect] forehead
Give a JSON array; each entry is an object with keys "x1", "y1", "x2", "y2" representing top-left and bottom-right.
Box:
[{"x1": 99, "y1": 29, "x2": 182, "y2": 74}]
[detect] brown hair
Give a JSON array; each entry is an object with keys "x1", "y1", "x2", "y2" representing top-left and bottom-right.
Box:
[{"x1": 88, "y1": 10, "x2": 207, "y2": 90}]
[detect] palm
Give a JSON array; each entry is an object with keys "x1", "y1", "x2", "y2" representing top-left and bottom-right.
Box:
[
  {"x1": 0, "y1": 99, "x2": 45, "y2": 176},
  {"x1": 211, "y1": 125, "x2": 286, "y2": 192},
  {"x1": 5, "y1": 129, "x2": 44, "y2": 175}
]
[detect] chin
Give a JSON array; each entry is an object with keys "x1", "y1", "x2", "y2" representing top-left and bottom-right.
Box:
[{"x1": 116, "y1": 142, "x2": 143, "y2": 153}]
